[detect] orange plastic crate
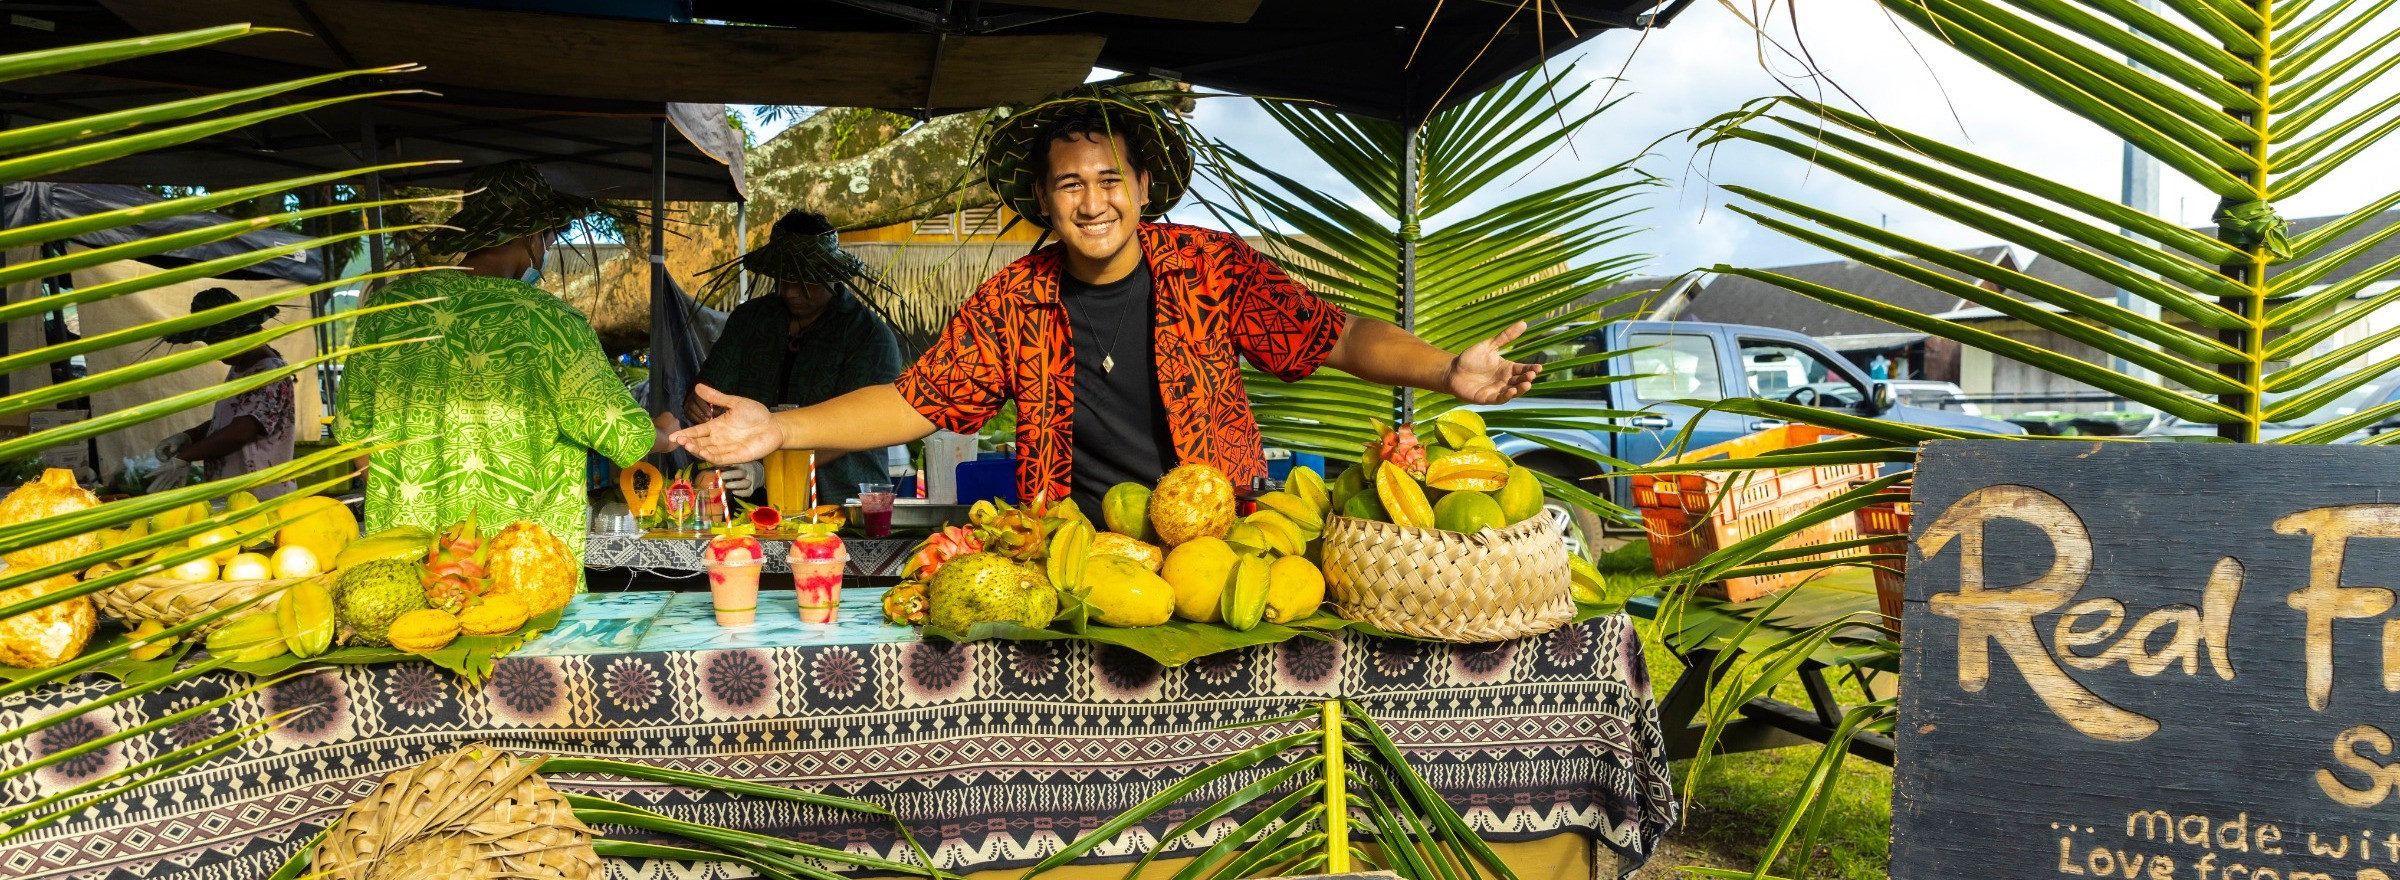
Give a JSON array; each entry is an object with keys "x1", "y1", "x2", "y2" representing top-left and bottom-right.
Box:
[
  {"x1": 1635, "y1": 425, "x2": 1880, "y2": 603},
  {"x1": 1857, "y1": 500, "x2": 1913, "y2": 628}
]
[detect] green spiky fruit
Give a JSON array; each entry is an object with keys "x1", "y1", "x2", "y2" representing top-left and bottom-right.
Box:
[
  {"x1": 927, "y1": 552, "x2": 1051, "y2": 632},
  {"x1": 333, "y1": 558, "x2": 429, "y2": 647}
]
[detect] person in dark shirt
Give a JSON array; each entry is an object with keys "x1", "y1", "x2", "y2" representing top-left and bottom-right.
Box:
[{"x1": 687, "y1": 210, "x2": 903, "y2": 505}]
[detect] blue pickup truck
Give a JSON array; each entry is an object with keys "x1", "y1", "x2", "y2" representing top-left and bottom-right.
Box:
[{"x1": 1484, "y1": 320, "x2": 2021, "y2": 557}]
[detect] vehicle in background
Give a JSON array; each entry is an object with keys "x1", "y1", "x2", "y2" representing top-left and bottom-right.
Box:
[
  {"x1": 2141, "y1": 375, "x2": 2400, "y2": 443},
  {"x1": 1886, "y1": 380, "x2": 1979, "y2": 415},
  {"x1": 1484, "y1": 321, "x2": 2020, "y2": 559}
]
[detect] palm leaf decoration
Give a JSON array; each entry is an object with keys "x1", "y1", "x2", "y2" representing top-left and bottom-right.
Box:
[
  {"x1": 1027, "y1": 699, "x2": 1518, "y2": 880},
  {"x1": 1640, "y1": 1, "x2": 2400, "y2": 876},
  {"x1": 0, "y1": 25, "x2": 455, "y2": 842},
  {"x1": 1201, "y1": 67, "x2": 1656, "y2": 516}
]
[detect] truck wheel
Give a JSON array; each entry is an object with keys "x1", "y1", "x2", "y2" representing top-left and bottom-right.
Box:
[
  {"x1": 1543, "y1": 499, "x2": 1608, "y2": 564},
  {"x1": 1513, "y1": 453, "x2": 1614, "y2": 564}
]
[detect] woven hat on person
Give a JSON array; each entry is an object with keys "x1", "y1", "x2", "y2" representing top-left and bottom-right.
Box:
[
  {"x1": 738, "y1": 210, "x2": 870, "y2": 285},
  {"x1": 979, "y1": 84, "x2": 1194, "y2": 231},
  {"x1": 419, "y1": 160, "x2": 641, "y2": 258}
]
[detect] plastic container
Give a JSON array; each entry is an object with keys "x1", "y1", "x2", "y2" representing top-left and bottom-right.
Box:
[
  {"x1": 857, "y1": 482, "x2": 896, "y2": 538},
  {"x1": 1857, "y1": 499, "x2": 1914, "y2": 630},
  {"x1": 705, "y1": 534, "x2": 765, "y2": 626},
  {"x1": 1631, "y1": 424, "x2": 1878, "y2": 602},
  {"x1": 791, "y1": 530, "x2": 848, "y2": 624}
]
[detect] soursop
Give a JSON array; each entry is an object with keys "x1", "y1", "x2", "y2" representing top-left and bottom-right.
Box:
[
  {"x1": 335, "y1": 558, "x2": 430, "y2": 647},
  {"x1": 927, "y1": 552, "x2": 1054, "y2": 632}
]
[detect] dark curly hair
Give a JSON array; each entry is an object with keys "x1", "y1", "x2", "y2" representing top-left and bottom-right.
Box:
[{"x1": 1034, "y1": 108, "x2": 1160, "y2": 188}]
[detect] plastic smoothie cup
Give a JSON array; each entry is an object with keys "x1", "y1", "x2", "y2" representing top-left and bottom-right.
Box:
[
  {"x1": 790, "y1": 527, "x2": 848, "y2": 624},
  {"x1": 705, "y1": 534, "x2": 765, "y2": 626},
  {"x1": 858, "y1": 481, "x2": 895, "y2": 538}
]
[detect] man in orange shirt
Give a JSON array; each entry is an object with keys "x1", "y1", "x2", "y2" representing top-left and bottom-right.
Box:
[{"x1": 675, "y1": 88, "x2": 1539, "y2": 514}]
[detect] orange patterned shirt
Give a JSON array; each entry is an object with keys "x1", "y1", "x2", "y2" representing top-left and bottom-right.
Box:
[{"x1": 897, "y1": 223, "x2": 1349, "y2": 503}]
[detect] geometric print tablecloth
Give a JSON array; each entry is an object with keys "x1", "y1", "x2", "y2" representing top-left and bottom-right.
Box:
[{"x1": 0, "y1": 591, "x2": 1677, "y2": 880}]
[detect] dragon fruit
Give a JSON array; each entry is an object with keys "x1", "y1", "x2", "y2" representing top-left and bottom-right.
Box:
[
  {"x1": 968, "y1": 499, "x2": 1048, "y2": 562},
  {"x1": 903, "y1": 525, "x2": 983, "y2": 580},
  {"x1": 1365, "y1": 420, "x2": 1428, "y2": 481},
  {"x1": 421, "y1": 515, "x2": 490, "y2": 614}
]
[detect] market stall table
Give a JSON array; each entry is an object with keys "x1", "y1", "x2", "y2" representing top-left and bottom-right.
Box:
[
  {"x1": 0, "y1": 590, "x2": 1677, "y2": 880},
  {"x1": 583, "y1": 533, "x2": 918, "y2": 591}
]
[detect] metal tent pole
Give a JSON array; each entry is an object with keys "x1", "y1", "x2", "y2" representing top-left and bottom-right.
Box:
[
  {"x1": 648, "y1": 116, "x2": 670, "y2": 419},
  {"x1": 1395, "y1": 120, "x2": 1420, "y2": 425}
]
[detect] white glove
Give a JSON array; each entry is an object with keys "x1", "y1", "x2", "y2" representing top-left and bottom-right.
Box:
[
  {"x1": 146, "y1": 457, "x2": 192, "y2": 494},
  {"x1": 153, "y1": 434, "x2": 189, "y2": 460},
  {"x1": 718, "y1": 460, "x2": 765, "y2": 495}
]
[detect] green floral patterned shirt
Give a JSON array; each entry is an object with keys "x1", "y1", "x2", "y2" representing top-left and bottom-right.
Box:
[{"x1": 335, "y1": 271, "x2": 651, "y2": 571}]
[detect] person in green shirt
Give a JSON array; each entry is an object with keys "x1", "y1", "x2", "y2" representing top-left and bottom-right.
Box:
[
  {"x1": 336, "y1": 161, "x2": 677, "y2": 574},
  {"x1": 685, "y1": 210, "x2": 903, "y2": 505}
]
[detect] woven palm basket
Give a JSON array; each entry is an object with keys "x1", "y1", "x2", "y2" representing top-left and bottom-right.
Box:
[
  {"x1": 316, "y1": 746, "x2": 600, "y2": 880},
  {"x1": 92, "y1": 575, "x2": 303, "y2": 631},
  {"x1": 1320, "y1": 511, "x2": 1574, "y2": 642}
]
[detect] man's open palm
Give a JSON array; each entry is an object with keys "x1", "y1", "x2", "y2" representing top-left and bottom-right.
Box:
[
  {"x1": 1448, "y1": 321, "x2": 1542, "y2": 405},
  {"x1": 669, "y1": 384, "x2": 781, "y2": 464}
]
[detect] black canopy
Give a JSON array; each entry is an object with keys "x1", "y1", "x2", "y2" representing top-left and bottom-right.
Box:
[
  {"x1": 692, "y1": 0, "x2": 1694, "y2": 123},
  {"x1": 0, "y1": 182, "x2": 330, "y2": 284}
]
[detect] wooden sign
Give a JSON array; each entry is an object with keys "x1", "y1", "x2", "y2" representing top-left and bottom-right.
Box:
[{"x1": 1896, "y1": 440, "x2": 2400, "y2": 880}]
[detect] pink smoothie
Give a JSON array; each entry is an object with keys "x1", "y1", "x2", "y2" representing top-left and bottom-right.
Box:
[
  {"x1": 705, "y1": 534, "x2": 765, "y2": 626},
  {"x1": 791, "y1": 532, "x2": 848, "y2": 624}
]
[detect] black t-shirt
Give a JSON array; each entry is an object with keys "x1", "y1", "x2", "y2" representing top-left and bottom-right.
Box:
[{"x1": 1061, "y1": 260, "x2": 1178, "y2": 515}]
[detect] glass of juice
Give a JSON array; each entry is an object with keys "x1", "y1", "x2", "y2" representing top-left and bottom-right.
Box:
[
  {"x1": 790, "y1": 528, "x2": 848, "y2": 624},
  {"x1": 857, "y1": 481, "x2": 896, "y2": 538},
  {"x1": 704, "y1": 534, "x2": 764, "y2": 626}
]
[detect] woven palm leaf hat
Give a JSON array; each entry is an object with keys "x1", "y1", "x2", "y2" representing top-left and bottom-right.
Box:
[
  {"x1": 981, "y1": 84, "x2": 1194, "y2": 231},
  {"x1": 698, "y1": 209, "x2": 900, "y2": 307},
  {"x1": 418, "y1": 160, "x2": 643, "y2": 258},
  {"x1": 741, "y1": 210, "x2": 870, "y2": 283}
]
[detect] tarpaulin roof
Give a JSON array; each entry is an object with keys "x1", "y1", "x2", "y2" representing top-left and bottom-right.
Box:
[
  {"x1": 692, "y1": 0, "x2": 1695, "y2": 123},
  {"x1": 0, "y1": 4, "x2": 752, "y2": 200},
  {"x1": 0, "y1": 182, "x2": 330, "y2": 284}
]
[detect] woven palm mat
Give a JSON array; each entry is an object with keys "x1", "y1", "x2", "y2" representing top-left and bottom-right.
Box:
[{"x1": 0, "y1": 616, "x2": 1674, "y2": 880}]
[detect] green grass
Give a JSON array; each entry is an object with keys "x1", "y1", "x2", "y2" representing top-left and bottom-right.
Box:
[{"x1": 1632, "y1": 613, "x2": 1893, "y2": 880}]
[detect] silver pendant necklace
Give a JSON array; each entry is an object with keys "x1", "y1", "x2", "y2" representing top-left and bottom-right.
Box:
[{"x1": 1092, "y1": 289, "x2": 1142, "y2": 374}]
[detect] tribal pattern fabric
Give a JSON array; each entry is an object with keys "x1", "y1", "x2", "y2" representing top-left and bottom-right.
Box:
[
  {"x1": 336, "y1": 270, "x2": 653, "y2": 568},
  {"x1": 0, "y1": 609, "x2": 1673, "y2": 880},
  {"x1": 896, "y1": 223, "x2": 1348, "y2": 503}
]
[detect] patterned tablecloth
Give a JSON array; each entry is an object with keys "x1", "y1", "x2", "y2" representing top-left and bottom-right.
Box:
[
  {"x1": 0, "y1": 590, "x2": 1678, "y2": 880},
  {"x1": 585, "y1": 533, "x2": 918, "y2": 577}
]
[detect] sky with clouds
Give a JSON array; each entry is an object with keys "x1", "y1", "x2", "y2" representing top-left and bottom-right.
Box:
[
  {"x1": 1170, "y1": 2, "x2": 2398, "y2": 282},
  {"x1": 742, "y1": 3, "x2": 2393, "y2": 282}
]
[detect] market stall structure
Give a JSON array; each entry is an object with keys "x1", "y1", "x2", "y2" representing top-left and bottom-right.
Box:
[{"x1": 0, "y1": 3, "x2": 1699, "y2": 878}]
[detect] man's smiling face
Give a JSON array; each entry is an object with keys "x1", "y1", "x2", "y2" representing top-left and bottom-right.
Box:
[{"x1": 1033, "y1": 131, "x2": 1151, "y2": 282}]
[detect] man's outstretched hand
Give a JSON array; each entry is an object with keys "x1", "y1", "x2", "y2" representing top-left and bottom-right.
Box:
[
  {"x1": 669, "y1": 384, "x2": 783, "y2": 464},
  {"x1": 1445, "y1": 321, "x2": 1542, "y2": 405}
]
